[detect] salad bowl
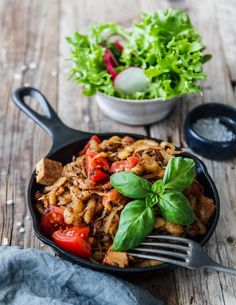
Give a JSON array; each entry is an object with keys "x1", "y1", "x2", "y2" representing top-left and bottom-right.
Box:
[
  {"x1": 67, "y1": 10, "x2": 211, "y2": 127},
  {"x1": 95, "y1": 92, "x2": 177, "y2": 125}
]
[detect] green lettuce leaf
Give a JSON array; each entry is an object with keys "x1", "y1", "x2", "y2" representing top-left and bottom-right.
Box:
[{"x1": 66, "y1": 10, "x2": 211, "y2": 100}]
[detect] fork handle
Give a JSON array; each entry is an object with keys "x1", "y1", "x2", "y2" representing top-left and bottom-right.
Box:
[{"x1": 206, "y1": 261, "x2": 236, "y2": 276}]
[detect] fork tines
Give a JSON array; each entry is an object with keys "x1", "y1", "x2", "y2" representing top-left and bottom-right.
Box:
[{"x1": 127, "y1": 235, "x2": 192, "y2": 266}]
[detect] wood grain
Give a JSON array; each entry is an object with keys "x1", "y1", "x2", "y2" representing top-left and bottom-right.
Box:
[{"x1": 0, "y1": 0, "x2": 236, "y2": 304}]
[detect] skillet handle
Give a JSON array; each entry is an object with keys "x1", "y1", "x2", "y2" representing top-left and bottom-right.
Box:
[{"x1": 11, "y1": 87, "x2": 89, "y2": 152}]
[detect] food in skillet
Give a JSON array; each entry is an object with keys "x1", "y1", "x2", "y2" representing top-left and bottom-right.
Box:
[{"x1": 35, "y1": 136, "x2": 215, "y2": 268}]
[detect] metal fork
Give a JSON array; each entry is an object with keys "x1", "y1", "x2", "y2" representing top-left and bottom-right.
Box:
[{"x1": 127, "y1": 235, "x2": 236, "y2": 275}]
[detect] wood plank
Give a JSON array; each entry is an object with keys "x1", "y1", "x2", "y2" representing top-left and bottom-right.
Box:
[
  {"x1": 215, "y1": 0, "x2": 236, "y2": 83},
  {"x1": 0, "y1": 0, "x2": 59, "y2": 254}
]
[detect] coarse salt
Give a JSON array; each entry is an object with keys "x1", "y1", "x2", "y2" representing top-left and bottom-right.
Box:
[
  {"x1": 16, "y1": 221, "x2": 22, "y2": 227},
  {"x1": 84, "y1": 115, "x2": 90, "y2": 123},
  {"x1": 29, "y1": 62, "x2": 37, "y2": 70},
  {"x1": 21, "y1": 64, "x2": 27, "y2": 71},
  {"x1": 14, "y1": 73, "x2": 21, "y2": 80},
  {"x1": 193, "y1": 117, "x2": 235, "y2": 142},
  {"x1": 6, "y1": 199, "x2": 13, "y2": 205},
  {"x1": 19, "y1": 227, "x2": 25, "y2": 233}
]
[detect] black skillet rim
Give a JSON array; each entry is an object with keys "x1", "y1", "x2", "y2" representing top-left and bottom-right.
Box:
[{"x1": 28, "y1": 132, "x2": 220, "y2": 275}]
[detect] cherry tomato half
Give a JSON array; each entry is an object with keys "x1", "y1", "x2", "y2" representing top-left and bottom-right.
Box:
[
  {"x1": 65, "y1": 226, "x2": 90, "y2": 240},
  {"x1": 52, "y1": 228, "x2": 91, "y2": 258},
  {"x1": 126, "y1": 156, "x2": 140, "y2": 170},
  {"x1": 111, "y1": 160, "x2": 127, "y2": 173},
  {"x1": 80, "y1": 135, "x2": 101, "y2": 156},
  {"x1": 40, "y1": 207, "x2": 67, "y2": 235},
  {"x1": 111, "y1": 156, "x2": 140, "y2": 173},
  {"x1": 86, "y1": 151, "x2": 97, "y2": 174}
]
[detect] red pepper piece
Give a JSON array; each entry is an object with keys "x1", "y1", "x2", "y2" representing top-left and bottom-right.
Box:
[
  {"x1": 86, "y1": 151, "x2": 110, "y2": 182},
  {"x1": 80, "y1": 135, "x2": 101, "y2": 156}
]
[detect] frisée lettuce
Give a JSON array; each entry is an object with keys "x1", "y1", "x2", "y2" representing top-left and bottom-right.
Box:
[{"x1": 66, "y1": 9, "x2": 211, "y2": 100}]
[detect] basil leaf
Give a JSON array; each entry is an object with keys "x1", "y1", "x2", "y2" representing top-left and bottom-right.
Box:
[
  {"x1": 113, "y1": 200, "x2": 155, "y2": 251},
  {"x1": 110, "y1": 172, "x2": 152, "y2": 199},
  {"x1": 151, "y1": 179, "x2": 164, "y2": 195},
  {"x1": 163, "y1": 157, "x2": 196, "y2": 192},
  {"x1": 157, "y1": 190, "x2": 194, "y2": 225},
  {"x1": 145, "y1": 192, "x2": 158, "y2": 207}
]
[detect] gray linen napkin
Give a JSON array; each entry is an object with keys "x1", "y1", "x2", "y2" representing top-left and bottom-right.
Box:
[{"x1": 0, "y1": 246, "x2": 163, "y2": 305}]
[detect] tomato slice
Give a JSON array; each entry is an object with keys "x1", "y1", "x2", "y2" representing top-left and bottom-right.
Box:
[
  {"x1": 65, "y1": 226, "x2": 90, "y2": 240},
  {"x1": 111, "y1": 160, "x2": 127, "y2": 173},
  {"x1": 52, "y1": 228, "x2": 91, "y2": 258},
  {"x1": 40, "y1": 207, "x2": 67, "y2": 235},
  {"x1": 86, "y1": 151, "x2": 97, "y2": 174},
  {"x1": 92, "y1": 168, "x2": 109, "y2": 182},
  {"x1": 126, "y1": 156, "x2": 140, "y2": 170},
  {"x1": 86, "y1": 151, "x2": 110, "y2": 182},
  {"x1": 80, "y1": 135, "x2": 101, "y2": 155},
  {"x1": 111, "y1": 156, "x2": 139, "y2": 173}
]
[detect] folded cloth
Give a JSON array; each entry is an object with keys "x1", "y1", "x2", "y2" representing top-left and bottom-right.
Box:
[{"x1": 0, "y1": 247, "x2": 163, "y2": 305}]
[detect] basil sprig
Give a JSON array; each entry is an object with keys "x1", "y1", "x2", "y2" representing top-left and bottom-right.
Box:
[{"x1": 111, "y1": 157, "x2": 195, "y2": 251}]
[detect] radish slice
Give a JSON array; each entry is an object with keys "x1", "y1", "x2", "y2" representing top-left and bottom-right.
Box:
[
  {"x1": 114, "y1": 41, "x2": 123, "y2": 53},
  {"x1": 106, "y1": 34, "x2": 126, "y2": 44},
  {"x1": 114, "y1": 67, "x2": 149, "y2": 95},
  {"x1": 103, "y1": 48, "x2": 118, "y2": 79}
]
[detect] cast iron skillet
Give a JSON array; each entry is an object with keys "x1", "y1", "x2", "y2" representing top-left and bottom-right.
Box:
[{"x1": 12, "y1": 87, "x2": 220, "y2": 277}]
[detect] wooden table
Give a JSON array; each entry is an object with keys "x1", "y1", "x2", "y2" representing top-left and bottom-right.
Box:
[{"x1": 1, "y1": 0, "x2": 236, "y2": 304}]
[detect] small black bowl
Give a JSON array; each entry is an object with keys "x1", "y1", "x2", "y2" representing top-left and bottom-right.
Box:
[{"x1": 184, "y1": 103, "x2": 236, "y2": 160}]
